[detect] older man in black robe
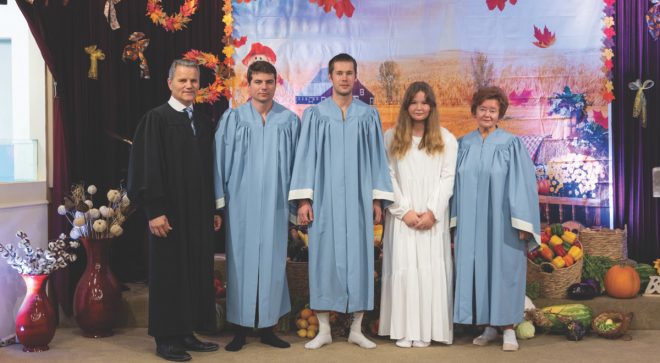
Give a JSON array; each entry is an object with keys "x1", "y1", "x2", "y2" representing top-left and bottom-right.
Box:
[{"x1": 128, "y1": 59, "x2": 221, "y2": 362}]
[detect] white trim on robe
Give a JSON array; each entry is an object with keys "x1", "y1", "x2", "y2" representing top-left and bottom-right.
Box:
[
  {"x1": 288, "y1": 188, "x2": 313, "y2": 201},
  {"x1": 215, "y1": 197, "x2": 225, "y2": 210},
  {"x1": 372, "y1": 189, "x2": 394, "y2": 201}
]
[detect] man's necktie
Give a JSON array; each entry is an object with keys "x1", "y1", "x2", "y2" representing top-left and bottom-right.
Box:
[{"x1": 184, "y1": 106, "x2": 196, "y2": 136}]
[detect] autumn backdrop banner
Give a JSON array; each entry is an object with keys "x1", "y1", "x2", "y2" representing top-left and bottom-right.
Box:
[{"x1": 230, "y1": 0, "x2": 613, "y2": 227}]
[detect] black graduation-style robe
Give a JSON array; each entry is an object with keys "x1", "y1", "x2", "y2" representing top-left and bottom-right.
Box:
[{"x1": 128, "y1": 103, "x2": 216, "y2": 337}]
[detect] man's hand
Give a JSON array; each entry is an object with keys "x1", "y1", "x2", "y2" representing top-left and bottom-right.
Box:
[
  {"x1": 414, "y1": 210, "x2": 436, "y2": 230},
  {"x1": 214, "y1": 215, "x2": 222, "y2": 231},
  {"x1": 519, "y1": 230, "x2": 532, "y2": 241},
  {"x1": 149, "y1": 215, "x2": 172, "y2": 238},
  {"x1": 297, "y1": 199, "x2": 314, "y2": 225},
  {"x1": 373, "y1": 200, "x2": 382, "y2": 224},
  {"x1": 402, "y1": 210, "x2": 420, "y2": 228}
]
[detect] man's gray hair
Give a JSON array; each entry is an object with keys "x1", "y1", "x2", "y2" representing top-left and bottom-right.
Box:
[{"x1": 168, "y1": 59, "x2": 200, "y2": 80}]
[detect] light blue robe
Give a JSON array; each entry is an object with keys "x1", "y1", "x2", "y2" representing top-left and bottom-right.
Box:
[
  {"x1": 450, "y1": 128, "x2": 541, "y2": 326},
  {"x1": 288, "y1": 98, "x2": 394, "y2": 313},
  {"x1": 214, "y1": 101, "x2": 300, "y2": 328}
]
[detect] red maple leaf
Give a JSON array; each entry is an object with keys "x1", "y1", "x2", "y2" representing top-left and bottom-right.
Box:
[
  {"x1": 487, "y1": 0, "x2": 506, "y2": 11},
  {"x1": 602, "y1": 90, "x2": 615, "y2": 103},
  {"x1": 593, "y1": 110, "x2": 608, "y2": 129},
  {"x1": 509, "y1": 89, "x2": 533, "y2": 106},
  {"x1": 533, "y1": 25, "x2": 556, "y2": 48},
  {"x1": 604, "y1": 27, "x2": 616, "y2": 39},
  {"x1": 310, "y1": 0, "x2": 354, "y2": 18},
  {"x1": 509, "y1": 0, "x2": 517, "y2": 4},
  {"x1": 604, "y1": 0, "x2": 616, "y2": 8},
  {"x1": 604, "y1": 59, "x2": 613, "y2": 70},
  {"x1": 233, "y1": 36, "x2": 248, "y2": 48}
]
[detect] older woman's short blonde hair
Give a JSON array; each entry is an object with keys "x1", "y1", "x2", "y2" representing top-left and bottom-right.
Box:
[{"x1": 470, "y1": 86, "x2": 509, "y2": 119}]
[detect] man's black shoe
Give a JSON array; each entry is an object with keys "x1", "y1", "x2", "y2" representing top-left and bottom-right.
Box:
[
  {"x1": 181, "y1": 335, "x2": 219, "y2": 352},
  {"x1": 156, "y1": 343, "x2": 192, "y2": 362},
  {"x1": 259, "y1": 328, "x2": 290, "y2": 348}
]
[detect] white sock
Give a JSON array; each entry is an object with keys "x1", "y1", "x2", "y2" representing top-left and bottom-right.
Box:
[
  {"x1": 473, "y1": 326, "x2": 498, "y2": 346},
  {"x1": 347, "y1": 312, "x2": 376, "y2": 349},
  {"x1": 304, "y1": 312, "x2": 332, "y2": 349},
  {"x1": 412, "y1": 340, "x2": 430, "y2": 348},
  {"x1": 502, "y1": 329, "x2": 519, "y2": 351},
  {"x1": 395, "y1": 339, "x2": 412, "y2": 348}
]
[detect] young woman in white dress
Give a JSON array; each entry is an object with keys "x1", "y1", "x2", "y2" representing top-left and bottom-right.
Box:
[{"x1": 378, "y1": 81, "x2": 458, "y2": 348}]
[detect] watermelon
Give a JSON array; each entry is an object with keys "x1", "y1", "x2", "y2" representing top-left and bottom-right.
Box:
[
  {"x1": 636, "y1": 263, "x2": 657, "y2": 293},
  {"x1": 540, "y1": 304, "x2": 594, "y2": 333}
]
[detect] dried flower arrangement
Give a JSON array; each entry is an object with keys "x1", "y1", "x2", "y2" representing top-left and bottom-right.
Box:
[
  {"x1": 0, "y1": 232, "x2": 79, "y2": 275},
  {"x1": 58, "y1": 183, "x2": 134, "y2": 240}
]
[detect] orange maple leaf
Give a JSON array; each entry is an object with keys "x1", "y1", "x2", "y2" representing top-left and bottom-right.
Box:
[
  {"x1": 533, "y1": 25, "x2": 556, "y2": 48},
  {"x1": 602, "y1": 90, "x2": 615, "y2": 103}
]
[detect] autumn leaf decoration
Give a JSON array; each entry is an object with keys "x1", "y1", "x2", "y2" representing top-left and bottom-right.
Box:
[
  {"x1": 310, "y1": 0, "x2": 355, "y2": 18},
  {"x1": 533, "y1": 25, "x2": 556, "y2": 48},
  {"x1": 486, "y1": 0, "x2": 517, "y2": 11},
  {"x1": 509, "y1": 89, "x2": 533, "y2": 106},
  {"x1": 146, "y1": 0, "x2": 198, "y2": 33}
]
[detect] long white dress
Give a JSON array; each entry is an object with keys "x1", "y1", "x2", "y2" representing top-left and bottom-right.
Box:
[{"x1": 378, "y1": 127, "x2": 458, "y2": 344}]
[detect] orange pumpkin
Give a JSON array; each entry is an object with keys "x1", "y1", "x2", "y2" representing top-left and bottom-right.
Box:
[{"x1": 604, "y1": 264, "x2": 640, "y2": 299}]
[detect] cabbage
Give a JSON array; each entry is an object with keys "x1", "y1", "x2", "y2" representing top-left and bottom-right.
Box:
[{"x1": 515, "y1": 320, "x2": 535, "y2": 339}]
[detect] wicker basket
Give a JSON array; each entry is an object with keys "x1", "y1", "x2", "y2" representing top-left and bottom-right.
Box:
[
  {"x1": 527, "y1": 244, "x2": 584, "y2": 299},
  {"x1": 286, "y1": 261, "x2": 309, "y2": 298},
  {"x1": 579, "y1": 226, "x2": 627, "y2": 261},
  {"x1": 592, "y1": 311, "x2": 633, "y2": 339}
]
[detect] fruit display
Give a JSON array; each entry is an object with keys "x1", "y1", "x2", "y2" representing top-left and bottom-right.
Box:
[
  {"x1": 538, "y1": 304, "x2": 594, "y2": 334},
  {"x1": 374, "y1": 224, "x2": 383, "y2": 247},
  {"x1": 528, "y1": 224, "x2": 583, "y2": 270},
  {"x1": 295, "y1": 308, "x2": 319, "y2": 339}
]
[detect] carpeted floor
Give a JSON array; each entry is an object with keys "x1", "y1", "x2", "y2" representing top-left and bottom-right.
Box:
[{"x1": 1, "y1": 328, "x2": 659, "y2": 363}]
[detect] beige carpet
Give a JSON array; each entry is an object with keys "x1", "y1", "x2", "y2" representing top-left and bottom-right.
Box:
[{"x1": 1, "y1": 328, "x2": 659, "y2": 363}]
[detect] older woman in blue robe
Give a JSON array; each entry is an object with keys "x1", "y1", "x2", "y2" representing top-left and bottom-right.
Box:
[{"x1": 450, "y1": 86, "x2": 541, "y2": 351}]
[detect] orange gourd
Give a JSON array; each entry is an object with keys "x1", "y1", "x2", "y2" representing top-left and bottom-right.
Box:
[{"x1": 604, "y1": 264, "x2": 640, "y2": 299}]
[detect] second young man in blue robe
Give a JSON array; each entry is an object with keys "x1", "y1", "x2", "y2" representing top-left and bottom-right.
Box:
[{"x1": 289, "y1": 53, "x2": 394, "y2": 350}]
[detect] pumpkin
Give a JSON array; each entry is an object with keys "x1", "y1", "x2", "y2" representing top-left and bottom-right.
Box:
[{"x1": 604, "y1": 264, "x2": 641, "y2": 299}]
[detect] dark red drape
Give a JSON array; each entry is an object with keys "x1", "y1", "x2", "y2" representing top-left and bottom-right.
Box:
[
  {"x1": 16, "y1": 0, "x2": 228, "y2": 314},
  {"x1": 613, "y1": 0, "x2": 660, "y2": 263}
]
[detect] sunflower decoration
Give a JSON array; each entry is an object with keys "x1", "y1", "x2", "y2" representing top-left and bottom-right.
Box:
[{"x1": 146, "y1": 0, "x2": 198, "y2": 33}]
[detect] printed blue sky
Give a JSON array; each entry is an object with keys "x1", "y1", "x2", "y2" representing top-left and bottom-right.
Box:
[{"x1": 233, "y1": 0, "x2": 603, "y2": 65}]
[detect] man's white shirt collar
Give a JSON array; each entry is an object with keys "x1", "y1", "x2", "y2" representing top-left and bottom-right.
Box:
[{"x1": 168, "y1": 96, "x2": 193, "y2": 112}]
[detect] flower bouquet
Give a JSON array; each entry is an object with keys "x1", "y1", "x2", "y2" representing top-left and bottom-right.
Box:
[
  {"x1": 58, "y1": 183, "x2": 133, "y2": 338},
  {"x1": 0, "y1": 232, "x2": 79, "y2": 275},
  {"x1": 0, "y1": 232, "x2": 79, "y2": 352},
  {"x1": 58, "y1": 183, "x2": 133, "y2": 240}
]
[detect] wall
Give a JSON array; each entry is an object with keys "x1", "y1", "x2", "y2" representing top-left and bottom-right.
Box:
[{"x1": 0, "y1": 0, "x2": 48, "y2": 340}]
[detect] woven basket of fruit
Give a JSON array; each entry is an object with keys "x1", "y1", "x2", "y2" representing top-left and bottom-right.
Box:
[
  {"x1": 527, "y1": 223, "x2": 585, "y2": 298},
  {"x1": 591, "y1": 311, "x2": 633, "y2": 339}
]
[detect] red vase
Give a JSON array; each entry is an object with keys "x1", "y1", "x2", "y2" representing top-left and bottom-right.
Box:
[
  {"x1": 16, "y1": 274, "x2": 56, "y2": 352},
  {"x1": 73, "y1": 237, "x2": 122, "y2": 338}
]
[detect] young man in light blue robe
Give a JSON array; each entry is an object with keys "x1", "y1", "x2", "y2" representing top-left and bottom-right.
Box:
[
  {"x1": 289, "y1": 53, "x2": 394, "y2": 350},
  {"x1": 214, "y1": 61, "x2": 300, "y2": 352},
  {"x1": 450, "y1": 87, "x2": 541, "y2": 351}
]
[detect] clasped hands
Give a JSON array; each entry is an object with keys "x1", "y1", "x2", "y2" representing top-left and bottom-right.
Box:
[{"x1": 402, "y1": 210, "x2": 436, "y2": 230}]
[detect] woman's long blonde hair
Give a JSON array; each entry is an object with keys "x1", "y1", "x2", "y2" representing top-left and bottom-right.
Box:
[{"x1": 389, "y1": 81, "x2": 444, "y2": 159}]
